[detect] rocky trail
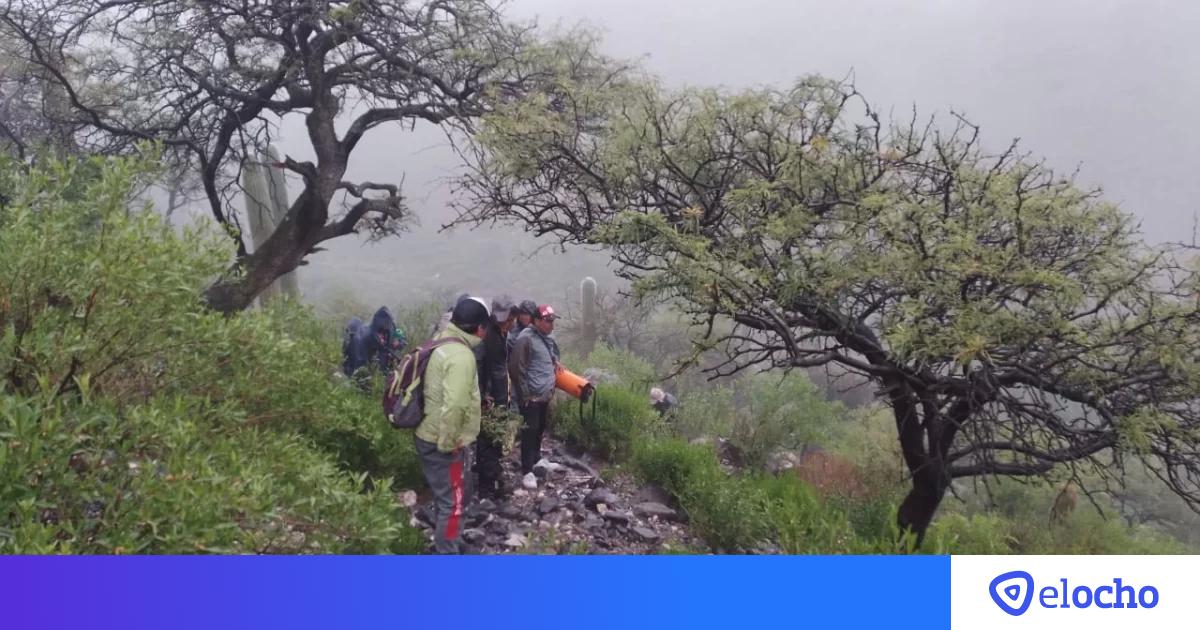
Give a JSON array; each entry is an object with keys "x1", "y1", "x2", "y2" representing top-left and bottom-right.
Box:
[{"x1": 400, "y1": 435, "x2": 704, "y2": 554}]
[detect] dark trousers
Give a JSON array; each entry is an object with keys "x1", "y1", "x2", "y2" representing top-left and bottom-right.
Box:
[
  {"x1": 519, "y1": 400, "x2": 549, "y2": 474},
  {"x1": 414, "y1": 437, "x2": 471, "y2": 554},
  {"x1": 475, "y1": 432, "x2": 504, "y2": 496}
]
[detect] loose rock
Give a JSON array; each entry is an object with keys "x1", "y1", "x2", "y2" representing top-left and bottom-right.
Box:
[
  {"x1": 601, "y1": 510, "x2": 632, "y2": 525},
  {"x1": 538, "y1": 496, "x2": 560, "y2": 515},
  {"x1": 632, "y1": 527, "x2": 661, "y2": 543},
  {"x1": 633, "y1": 502, "x2": 677, "y2": 521},
  {"x1": 462, "y1": 529, "x2": 485, "y2": 545},
  {"x1": 584, "y1": 487, "x2": 619, "y2": 509}
]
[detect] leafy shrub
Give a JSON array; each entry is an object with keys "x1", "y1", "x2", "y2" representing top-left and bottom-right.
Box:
[
  {"x1": 563, "y1": 344, "x2": 656, "y2": 388},
  {"x1": 760, "y1": 475, "x2": 867, "y2": 553},
  {"x1": 0, "y1": 153, "x2": 425, "y2": 554},
  {"x1": 631, "y1": 439, "x2": 771, "y2": 551},
  {"x1": 553, "y1": 384, "x2": 658, "y2": 460},
  {"x1": 0, "y1": 152, "x2": 228, "y2": 401},
  {"x1": 479, "y1": 405, "x2": 522, "y2": 452},
  {"x1": 631, "y1": 438, "x2": 720, "y2": 498},
  {"x1": 672, "y1": 386, "x2": 735, "y2": 442},
  {"x1": 830, "y1": 405, "x2": 907, "y2": 494},
  {"x1": 631, "y1": 439, "x2": 900, "y2": 553},
  {"x1": 930, "y1": 476, "x2": 1194, "y2": 555},
  {"x1": 0, "y1": 390, "x2": 424, "y2": 554},
  {"x1": 730, "y1": 373, "x2": 848, "y2": 470},
  {"x1": 829, "y1": 493, "x2": 901, "y2": 543},
  {"x1": 925, "y1": 513, "x2": 1016, "y2": 554}
]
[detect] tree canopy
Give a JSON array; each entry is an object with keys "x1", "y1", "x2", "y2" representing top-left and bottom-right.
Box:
[
  {"x1": 1, "y1": 0, "x2": 595, "y2": 311},
  {"x1": 452, "y1": 74, "x2": 1200, "y2": 540}
]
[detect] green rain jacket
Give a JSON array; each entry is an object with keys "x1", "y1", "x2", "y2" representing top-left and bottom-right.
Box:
[{"x1": 413, "y1": 324, "x2": 483, "y2": 452}]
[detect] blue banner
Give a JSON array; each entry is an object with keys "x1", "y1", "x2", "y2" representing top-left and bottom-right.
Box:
[{"x1": 1, "y1": 556, "x2": 950, "y2": 630}]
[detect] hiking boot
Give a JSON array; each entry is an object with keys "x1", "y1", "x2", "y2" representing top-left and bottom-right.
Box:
[
  {"x1": 483, "y1": 481, "x2": 510, "y2": 501},
  {"x1": 522, "y1": 472, "x2": 538, "y2": 490}
]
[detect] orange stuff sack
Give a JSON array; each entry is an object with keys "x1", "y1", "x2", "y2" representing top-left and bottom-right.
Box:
[{"x1": 555, "y1": 367, "x2": 594, "y2": 402}]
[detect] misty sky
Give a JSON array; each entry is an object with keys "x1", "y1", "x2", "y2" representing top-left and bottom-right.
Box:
[
  {"x1": 512, "y1": 0, "x2": 1198, "y2": 239},
  {"x1": 284, "y1": 0, "x2": 1200, "y2": 305}
]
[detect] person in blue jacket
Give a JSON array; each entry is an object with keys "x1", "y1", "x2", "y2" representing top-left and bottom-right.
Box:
[{"x1": 342, "y1": 307, "x2": 405, "y2": 386}]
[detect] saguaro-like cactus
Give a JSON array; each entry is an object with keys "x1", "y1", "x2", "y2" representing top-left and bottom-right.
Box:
[
  {"x1": 262, "y1": 146, "x2": 299, "y2": 300},
  {"x1": 243, "y1": 146, "x2": 301, "y2": 307},
  {"x1": 580, "y1": 276, "x2": 598, "y2": 359},
  {"x1": 241, "y1": 160, "x2": 278, "y2": 305}
]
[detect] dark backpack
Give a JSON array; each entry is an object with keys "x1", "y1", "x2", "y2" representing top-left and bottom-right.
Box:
[{"x1": 383, "y1": 337, "x2": 467, "y2": 429}]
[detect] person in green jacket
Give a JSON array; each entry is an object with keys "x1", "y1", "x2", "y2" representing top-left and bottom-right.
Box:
[{"x1": 414, "y1": 297, "x2": 489, "y2": 554}]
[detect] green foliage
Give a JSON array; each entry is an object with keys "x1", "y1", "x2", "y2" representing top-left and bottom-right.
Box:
[
  {"x1": 925, "y1": 514, "x2": 1015, "y2": 554},
  {"x1": 480, "y1": 404, "x2": 521, "y2": 450},
  {"x1": 627, "y1": 423, "x2": 1187, "y2": 554},
  {"x1": 564, "y1": 343, "x2": 656, "y2": 387},
  {"x1": 549, "y1": 345, "x2": 663, "y2": 458},
  {"x1": 760, "y1": 475, "x2": 871, "y2": 553},
  {"x1": 671, "y1": 371, "x2": 852, "y2": 471},
  {"x1": 553, "y1": 384, "x2": 659, "y2": 460},
  {"x1": 630, "y1": 438, "x2": 717, "y2": 499},
  {"x1": 730, "y1": 373, "x2": 847, "y2": 469},
  {"x1": 671, "y1": 386, "x2": 734, "y2": 442},
  {"x1": 829, "y1": 405, "x2": 907, "y2": 497},
  {"x1": 630, "y1": 439, "x2": 900, "y2": 553},
  {"x1": 929, "y1": 476, "x2": 1194, "y2": 555},
  {"x1": 631, "y1": 439, "x2": 769, "y2": 551},
  {"x1": 924, "y1": 506, "x2": 1188, "y2": 555},
  {"x1": 1, "y1": 151, "x2": 227, "y2": 399},
  {"x1": 0, "y1": 368, "x2": 424, "y2": 555},
  {"x1": 0, "y1": 154, "x2": 424, "y2": 554}
]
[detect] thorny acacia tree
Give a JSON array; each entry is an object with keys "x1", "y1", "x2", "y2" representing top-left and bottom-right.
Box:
[
  {"x1": 0, "y1": 0, "x2": 572, "y2": 312},
  {"x1": 452, "y1": 75, "x2": 1200, "y2": 542}
]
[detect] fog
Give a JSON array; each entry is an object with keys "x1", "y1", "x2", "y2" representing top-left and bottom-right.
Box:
[{"x1": 269, "y1": 0, "x2": 1200, "y2": 308}]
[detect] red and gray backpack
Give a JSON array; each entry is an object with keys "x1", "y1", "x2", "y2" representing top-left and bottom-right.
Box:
[{"x1": 383, "y1": 337, "x2": 467, "y2": 429}]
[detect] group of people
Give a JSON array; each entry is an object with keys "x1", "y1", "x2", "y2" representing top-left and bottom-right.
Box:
[
  {"x1": 344, "y1": 294, "x2": 677, "y2": 554},
  {"x1": 416, "y1": 295, "x2": 567, "y2": 553}
]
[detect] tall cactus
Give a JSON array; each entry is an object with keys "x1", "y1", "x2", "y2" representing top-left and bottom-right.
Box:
[
  {"x1": 241, "y1": 160, "x2": 278, "y2": 306},
  {"x1": 243, "y1": 146, "x2": 300, "y2": 308},
  {"x1": 262, "y1": 146, "x2": 299, "y2": 300},
  {"x1": 580, "y1": 276, "x2": 598, "y2": 359}
]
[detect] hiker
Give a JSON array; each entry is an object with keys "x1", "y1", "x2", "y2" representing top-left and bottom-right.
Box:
[
  {"x1": 507, "y1": 299, "x2": 538, "y2": 355},
  {"x1": 650, "y1": 387, "x2": 678, "y2": 417},
  {"x1": 508, "y1": 304, "x2": 561, "y2": 490},
  {"x1": 413, "y1": 297, "x2": 490, "y2": 554},
  {"x1": 475, "y1": 295, "x2": 516, "y2": 498},
  {"x1": 342, "y1": 306, "x2": 402, "y2": 386}
]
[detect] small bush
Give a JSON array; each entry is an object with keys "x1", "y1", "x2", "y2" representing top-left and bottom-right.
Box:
[
  {"x1": 0, "y1": 153, "x2": 424, "y2": 554},
  {"x1": 631, "y1": 439, "x2": 771, "y2": 552},
  {"x1": 673, "y1": 386, "x2": 735, "y2": 442},
  {"x1": 553, "y1": 385, "x2": 658, "y2": 460},
  {"x1": 631, "y1": 439, "x2": 903, "y2": 553},
  {"x1": 926, "y1": 513, "x2": 1016, "y2": 554},
  {"x1": 563, "y1": 344, "x2": 656, "y2": 389},
  {"x1": 0, "y1": 393, "x2": 425, "y2": 554},
  {"x1": 730, "y1": 373, "x2": 848, "y2": 470},
  {"x1": 631, "y1": 438, "x2": 720, "y2": 498}
]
